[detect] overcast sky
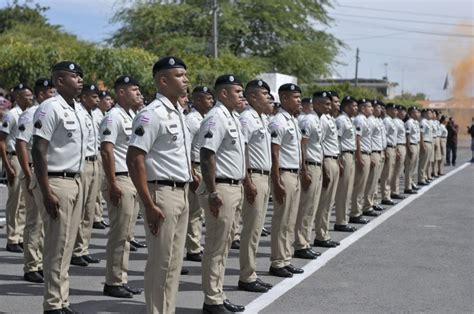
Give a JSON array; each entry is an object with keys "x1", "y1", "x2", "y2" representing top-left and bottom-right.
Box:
[{"x1": 1, "y1": 0, "x2": 473, "y2": 100}]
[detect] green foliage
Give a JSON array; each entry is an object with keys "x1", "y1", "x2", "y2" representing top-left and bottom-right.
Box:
[
  {"x1": 0, "y1": 0, "x2": 49, "y2": 33},
  {"x1": 301, "y1": 82, "x2": 384, "y2": 100}
]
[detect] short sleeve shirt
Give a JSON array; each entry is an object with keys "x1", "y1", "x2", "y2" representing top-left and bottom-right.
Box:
[
  {"x1": 269, "y1": 108, "x2": 301, "y2": 169},
  {"x1": 431, "y1": 120, "x2": 439, "y2": 138},
  {"x1": 239, "y1": 107, "x2": 271, "y2": 171},
  {"x1": 129, "y1": 94, "x2": 192, "y2": 182},
  {"x1": 92, "y1": 108, "x2": 104, "y2": 150},
  {"x1": 440, "y1": 124, "x2": 448, "y2": 138},
  {"x1": 405, "y1": 118, "x2": 420, "y2": 144},
  {"x1": 16, "y1": 104, "x2": 39, "y2": 160},
  {"x1": 420, "y1": 118, "x2": 433, "y2": 142},
  {"x1": 185, "y1": 108, "x2": 204, "y2": 163},
  {"x1": 369, "y1": 116, "x2": 384, "y2": 151},
  {"x1": 383, "y1": 116, "x2": 397, "y2": 147},
  {"x1": 99, "y1": 104, "x2": 133, "y2": 173},
  {"x1": 353, "y1": 114, "x2": 372, "y2": 153},
  {"x1": 32, "y1": 94, "x2": 87, "y2": 172},
  {"x1": 394, "y1": 118, "x2": 406, "y2": 145},
  {"x1": 299, "y1": 112, "x2": 323, "y2": 163},
  {"x1": 320, "y1": 114, "x2": 340, "y2": 157},
  {"x1": 0, "y1": 106, "x2": 23, "y2": 153},
  {"x1": 81, "y1": 104, "x2": 99, "y2": 157},
  {"x1": 335, "y1": 112, "x2": 356, "y2": 152},
  {"x1": 198, "y1": 102, "x2": 246, "y2": 180}
]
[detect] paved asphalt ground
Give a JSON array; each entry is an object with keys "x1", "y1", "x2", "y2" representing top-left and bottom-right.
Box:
[{"x1": 0, "y1": 148, "x2": 472, "y2": 313}]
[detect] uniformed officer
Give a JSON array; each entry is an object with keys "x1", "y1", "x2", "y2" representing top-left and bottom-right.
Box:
[
  {"x1": 297, "y1": 97, "x2": 313, "y2": 124},
  {"x1": 418, "y1": 109, "x2": 433, "y2": 185},
  {"x1": 380, "y1": 103, "x2": 398, "y2": 205},
  {"x1": 70, "y1": 84, "x2": 101, "y2": 267},
  {"x1": 1, "y1": 84, "x2": 32, "y2": 253},
  {"x1": 31, "y1": 61, "x2": 87, "y2": 312},
  {"x1": 16, "y1": 78, "x2": 55, "y2": 283},
  {"x1": 438, "y1": 115, "x2": 448, "y2": 175},
  {"x1": 404, "y1": 106, "x2": 420, "y2": 194},
  {"x1": 100, "y1": 75, "x2": 143, "y2": 299},
  {"x1": 185, "y1": 86, "x2": 214, "y2": 262},
  {"x1": 349, "y1": 99, "x2": 373, "y2": 224},
  {"x1": 237, "y1": 79, "x2": 274, "y2": 293},
  {"x1": 431, "y1": 110, "x2": 442, "y2": 177},
  {"x1": 293, "y1": 92, "x2": 325, "y2": 259},
  {"x1": 390, "y1": 105, "x2": 407, "y2": 200},
  {"x1": 197, "y1": 74, "x2": 246, "y2": 313},
  {"x1": 126, "y1": 56, "x2": 192, "y2": 314},
  {"x1": 334, "y1": 96, "x2": 358, "y2": 232}
]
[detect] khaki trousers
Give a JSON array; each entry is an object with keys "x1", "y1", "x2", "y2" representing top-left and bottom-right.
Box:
[
  {"x1": 73, "y1": 159, "x2": 99, "y2": 257},
  {"x1": 202, "y1": 183, "x2": 243, "y2": 305},
  {"x1": 439, "y1": 138, "x2": 447, "y2": 173},
  {"x1": 391, "y1": 145, "x2": 406, "y2": 195},
  {"x1": 144, "y1": 183, "x2": 189, "y2": 314},
  {"x1": 94, "y1": 154, "x2": 105, "y2": 223},
  {"x1": 294, "y1": 164, "x2": 322, "y2": 250},
  {"x1": 435, "y1": 137, "x2": 442, "y2": 161},
  {"x1": 380, "y1": 147, "x2": 396, "y2": 200},
  {"x1": 405, "y1": 144, "x2": 419, "y2": 190},
  {"x1": 104, "y1": 176, "x2": 137, "y2": 286},
  {"x1": 239, "y1": 173, "x2": 270, "y2": 282},
  {"x1": 418, "y1": 142, "x2": 432, "y2": 183},
  {"x1": 231, "y1": 193, "x2": 244, "y2": 242},
  {"x1": 334, "y1": 153, "x2": 355, "y2": 225},
  {"x1": 22, "y1": 172, "x2": 44, "y2": 273},
  {"x1": 32, "y1": 176, "x2": 83, "y2": 311},
  {"x1": 350, "y1": 154, "x2": 371, "y2": 218},
  {"x1": 186, "y1": 164, "x2": 203, "y2": 254},
  {"x1": 315, "y1": 158, "x2": 340, "y2": 241},
  {"x1": 363, "y1": 152, "x2": 383, "y2": 210},
  {"x1": 6, "y1": 155, "x2": 26, "y2": 244}
]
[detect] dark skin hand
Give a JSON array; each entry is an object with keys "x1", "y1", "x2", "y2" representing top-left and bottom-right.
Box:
[
  {"x1": 270, "y1": 143, "x2": 286, "y2": 204},
  {"x1": 243, "y1": 145, "x2": 257, "y2": 204},
  {"x1": 300, "y1": 138, "x2": 312, "y2": 191},
  {"x1": 0, "y1": 133, "x2": 15, "y2": 184},
  {"x1": 15, "y1": 139, "x2": 32, "y2": 193},
  {"x1": 200, "y1": 147, "x2": 223, "y2": 217},
  {"x1": 100, "y1": 142, "x2": 123, "y2": 207}
]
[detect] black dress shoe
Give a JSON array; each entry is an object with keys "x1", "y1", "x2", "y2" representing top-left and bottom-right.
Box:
[
  {"x1": 202, "y1": 303, "x2": 231, "y2": 314},
  {"x1": 137, "y1": 213, "x2": 143, "y2": 219},
  {"x1": 308, "y1": 248, "x2": 321, "y2": 256},
  {"x1": 404, "y1": 189, "x2": 417, "y2": 194},
  {"x1": 223, "y1": 299, "x2": 245, "y2": 312},
  {"x1": 129, "y1": 244, "x2": 137, "y2": 252},
  {"x1": 294, "y1": 248, "x2": 317, "y2": 259},
  {"x1": 38, "y1": 269, "x2": 44, "y2": 277},
  {"x1": 61, "y1": 306, "x2": 74, "y2": 314},
  {"x1": 186, "y1": 252, "x2": 202, "y2": 262},
  {"x1": 363, "y1": 210, "x2": 379, "y2": 217},
  {"x1": 261, "y1": 227, "x2": 271, "y2": 236},
  {"x1": 92, "y1": 222, "x2": 106, "y2": 230},
  {"x1": 19, "y1": 242, "x2": 23, "y2": 249},
  {"x1": 284, "y1": 264, "x2": 304, "y2": 274},
  {"x1": 101, "y1": 220, "x2": 110, "y2": 227},
  {"x1": 181, "y1": 268, "x2": 189, "y2": 275},
  {"x1": 130, "y1": 239, "x2": 147, "y2": 249},
  {"x1": 391, "y1": 194, "x2": 405, "y2": 199},
  {"x1": 70, "y1": 256, "x2": 88, "y2": 267},
  {"x1": 269, "y1": 266, "x2": 293, "y2": 278},
  {"x1": 313, "y1": 239, "x2": 337, "y2": 248},
  {"x1": 334, "y1": 224, "x2": 357, "y2": 232},
  {"x1": 349, "y1": 216, "x2": 369, "y2": 224},
  {"x1": 381, "y1": 199, "x2": 396, "y2": 206},
  {"x1": 123, "y1": 284, "x2": 143, "y2": 295},
  {"x1": 103, "y1": 284, "x2": 133, "y2": 298},
  {"x1": 24, "y1": 271, "x2": 44, "y2": 283},
  {"x1": 6, "y1": 243, "x2": 23, "y2": 253},
  {"x1": 44, "y1": 309, "x2": 65, "y2": 314},
  {"x1": 231, "y1": 240, "x2": 240, "y2": 250},
  {"x1": 418, "y1": 181, "x2": 428, "y2": 186},
  {"x1": 238, "y1": 280, "x2": 269, "y2": 293},
  {"x1": 372, "y1": 205, "x2": 384, "y2": 211},
  {"x1": 82, "y1": 255, "x2": 100, "y2": 263},
  {"x1": 256, "y1": 277, "x2": 273, "y2": 289}
]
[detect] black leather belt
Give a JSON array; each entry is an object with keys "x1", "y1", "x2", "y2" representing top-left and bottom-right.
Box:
[
  {"x1": 115, "y1": 172, "x2": 129, "y2": 176},
  {"x1": 387, "y1": 145, "x2": 395, "y2": 148},
  {"x1": 28, "y1": 163, "x2": 33, "y2": 168},
  {"x1": 305, "y1": 161, "x2": 322, "y2": 166},
  {"x1": 372, "y1": 150, "x2": 382, "y2": 154},
  {"x1": 410, "y1": 143, "x2": 418, "y2": 145},
  {"x1": 279, "y1": 168, "x2": 299, "y2": 174},
  {"x1": 397, "y1": 143, "x2": 405, "y2": 146},
  {"x1": 361, "y1": 151, "x2": 371, "y2": 155},
  {"x1": 248, "y1": 169, "x2": 270, "y2": 175},
  {"x1": 342, "y1": 151, "x2": 355, "y2": 155},
  {"x1": 192, "y1": 162, "x2": 200, "y2": 166},
  {"x1": 7, "y1": 151, "x2": 16, "y2": 156},
  {"x1": 215, "y1": 178, "x2": 241, "y2": 185},
  {"x1": 324, "y1": 155, "x2": 339, "y2": 159},
  {"x1": 85, "y1": 155, "x2": 97, "y2": 162},
  {"x1": 424, "y1": 141, "x2": 432, "y2": 143},
  {"x1": 48, "y1": 172, "x2": 79, "y2": 178},
  {"x1": 148, "y1": 180, "x2": 186, "y2": 188}
]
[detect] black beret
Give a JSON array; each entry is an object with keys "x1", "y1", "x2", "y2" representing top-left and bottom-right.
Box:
[
  {"x1": 82, "y1": 84, "x2": 99, "y2": 94},
  {"x1": 245, "y1": 79, "x2": 271, "y2": 93},
  {"x1": 12, "y1": 83, "x2": 32, "y2": 92},
  {"x1": 279, "y1": 83, "x2": 301, "y2": 93},
  {"x1": 385, "y1": 103, "x2": 396, "y2": 109},
  {"x1": 329, "y1": 90, "x2": 339, "y2": 98},
  {"x1": 357, "y1": 98, "x2": 371, "y2": 105},
  {"x1": 52, "y1": 61, "x2": 83, "y2": 77},
  {"x1": 341, "y1": 95, "x2": 356, "y2": 105},
  {"x1": 99, "y1": 90, "x2": 111, "y2": 98},
  {"x1": 152, "y1": 56, "x2": 186, "y2": 77},
  {"x1": 215, "y1": 74, "x2": 243, "y2": 88},
  {"x1": 372, "y1": 99, "x2": 382, "y2": 106},
  {"x1": 397, "y1": 105, "x2": 406, "y2": 111},
  {"x1": 407, "y1": 106, "x2": 419, "y2": 112},
  {"x1": 34, "y1": 78, "x2": 53, "y2": 89},
  {"x1": 301, "y1": 97, "x2": 312, "y2": 104},
  {"x1": 114, "y1": 75, "x2": 140, "y2": 89},
  {"x1": 312, "y1": 91, "x2": 331, "y2": 100},
  {"x1": 192, "y1": 86, "x2": 213, "y2": 96}
]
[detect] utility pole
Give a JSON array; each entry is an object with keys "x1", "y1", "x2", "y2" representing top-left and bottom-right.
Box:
[
  {"x1": 211, "y1": 0, "x2": 218, "y2": 59},
  {"x1": 354, "y1": 48, "x2": 360, "y2": 87}
]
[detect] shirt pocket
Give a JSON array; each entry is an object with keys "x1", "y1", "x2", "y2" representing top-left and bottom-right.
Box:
[
  {"x1": 63, "y1": 119, "x2": 77, "y2": 138},
  {"x1": 165, "y1": 122, "x2": 180, "y2": 145}
]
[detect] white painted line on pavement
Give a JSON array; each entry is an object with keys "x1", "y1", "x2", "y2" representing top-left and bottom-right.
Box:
[{"x1": 244, "y1": 162, "x2": 471, "y2": 313}]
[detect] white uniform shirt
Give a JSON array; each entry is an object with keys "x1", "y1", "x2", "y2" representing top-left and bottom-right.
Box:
[
  {"x1": 320, "y1": 114, "x2": 340, "y2": 157},
  {"x1": 198, "y1": 101, "x2": 246, "y2": 180},
  {"x1": 369, "y1": 116, "x2": 384, "y2": 151},
  {"x1": 239, "y1": 107, "x2": 271, "y2": 171},
  {"x1": 394, "y1": 117, "x2": 406, "y2": 145},
  {"x1": 405, "y1": 118, "x2": 420, "y2": 144},
  {"x1": 353, "y1": 114, "x2": 372, "y2": 153},
  {"x1": 0, "y1": 106, "x2": 23, "y2": 153},
  {"x1": 99, "y1": 104, "x2": 133, "y2": 173},
  {"x1": 269, "y1": 108, "x2": 301, "y2": 169},
  {"x1": 335, "y1": 112, "x2": 356, "y2": 152},
  {"x1": 440, "y1": 124, "x2": 448, "y2": 138},
  {"x1": 431, "y1": 120, "x2": 439, "y2": 138},
  {"x1": 32, "y1": 94, "x2": 87, "y2": 172},
  {"x1": 299, "y1": 112, "x2": 323, "y2": 163},
  {"x1": 379, "y1": 117, "x2": 387, "y2": 149},
  {"x1": 435, "y1": 120, "x2": 442, "y2": 137},
  {"x1": 383, "y1": 116, "x2": 397, "y2": 147},
  {"x1": 16, "y1": 104, "x2": 39, "y2": 160},
  {"x1": 185, "y1": 108, "x2": 204, "y2": 163},
  {"x1": 420, "y1": 118, "x2": 433, "y2": 142},
  {"x1": 81, "y1": 104, "x2": 99, "y2": 157},
  {"x1": 92, "y1": 108, "x2": 104, "y2": 150},
  {"x1": 129, "y1": 94, "x2": 192, "y2": 182},
  {"x1": 297, "y1": 112, "x2": 306, "y2": 125}
]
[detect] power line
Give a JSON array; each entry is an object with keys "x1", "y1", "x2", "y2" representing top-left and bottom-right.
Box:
[
  {"x1": 359, "y1": 50, "x2": 458, "y2": 63},
  {"x1": 332, "y1": 13, "x2": 474, "y2": 28},
  {"x1": 338, "y1": 4, "x2": 473, "y2": 20},
  {"x1": 342, "y1": 31, "x2": 406, "y2": 41}
]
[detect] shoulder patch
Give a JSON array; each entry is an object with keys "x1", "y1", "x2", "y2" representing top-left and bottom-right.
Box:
[
  {"x1": 2, "y1": 122, "x2": 8, "y2": 128},
  {"x1": 204, "y1": 131, "x2": 213, "y2": 138},
  {"x1": 103, "y1": 128, "x2": 111, "y2": 136},
  {"x1": 134, "y1": 126, "x2": 145, "y2": 136},
  {"x1": 18, "y1": 124, "x2": 25, "y2": 131},
  {"x1": 34, "y1": 120, "x2": 42, "y2": 129},
  {"x1": 271, "y1": 131, "x2": 278, "y2": 138},
  {"x1": 356, "y1": 126, "x2": 361, "y2": 131}
]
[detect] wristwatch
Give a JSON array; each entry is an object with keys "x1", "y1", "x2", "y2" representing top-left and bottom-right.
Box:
[{"x1": 208, "y1": 191, "x2": 219, "y2": 200}]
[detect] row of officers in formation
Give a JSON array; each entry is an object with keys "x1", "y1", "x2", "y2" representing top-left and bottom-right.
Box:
[{"x1": 1, "y1": 56, "x2": 448, "y2": 314}]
